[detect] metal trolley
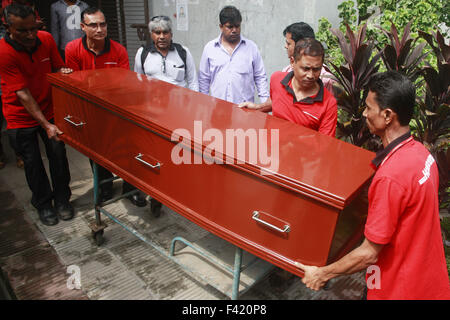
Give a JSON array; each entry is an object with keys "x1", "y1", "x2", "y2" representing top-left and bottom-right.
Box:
[{"x1": 89, "y1": 163, "x2": 274, "y2": 300}]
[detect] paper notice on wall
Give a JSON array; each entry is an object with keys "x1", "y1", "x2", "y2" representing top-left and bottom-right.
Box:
[{"x1": 176, "y1": 0, "x2": 188, "y2": 31}]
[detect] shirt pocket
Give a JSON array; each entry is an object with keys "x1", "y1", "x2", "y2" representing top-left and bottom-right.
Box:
[{"x1": 170, "y1": 64, "x2": 185, "y2": 81}]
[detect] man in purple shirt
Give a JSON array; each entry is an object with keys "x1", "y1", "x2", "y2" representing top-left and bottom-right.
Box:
[{"x1": 198, "y1": 6, "x2": 269, "y2": 104}]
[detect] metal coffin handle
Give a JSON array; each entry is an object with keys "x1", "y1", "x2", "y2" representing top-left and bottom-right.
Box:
[
  {"x1": 135, "y1": 153, "x2": 161, "y2": 169},
  {"x1": 252, "y1": 211, "x2": 290, "y2": 233},
  {"x1": 64, "y1": 115, "x2": 85, "y2": 127}
]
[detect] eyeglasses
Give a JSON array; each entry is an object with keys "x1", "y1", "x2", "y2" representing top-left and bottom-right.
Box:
[
  {"x1": 151, "y1": 15, "x2": 170, "y2": 21},
  {"x1": 82, "y1": 22, "x2": 107, "y2": 29}
]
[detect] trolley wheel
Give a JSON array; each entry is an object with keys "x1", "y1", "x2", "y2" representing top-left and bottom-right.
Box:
[
  {"x1": 150, "y1": 199, "x2": 162, "y2": 218},
  {"x1": 92, "y1": 230, "x2": 104, "y2": 246}
]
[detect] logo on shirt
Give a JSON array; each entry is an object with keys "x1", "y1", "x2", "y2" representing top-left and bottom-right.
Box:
[
  {"x1": 66, "y1": 5, "x2": 82, "y2": 30},
  {"x1": 419, "y1": 154, "x2": 435, "y2": 185},
  {"x1": 170, "y1": 121, "x2": 280, "y2": 175}
]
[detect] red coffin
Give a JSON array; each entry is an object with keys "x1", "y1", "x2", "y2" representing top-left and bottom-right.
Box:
[{"x1": 48, "y1": 68, "x2": 375, "y2": 278}]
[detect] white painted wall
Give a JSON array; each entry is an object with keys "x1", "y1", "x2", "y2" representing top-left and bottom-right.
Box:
[{"x1": 146, "y1": 0, "x2": 344, "y2": 83}]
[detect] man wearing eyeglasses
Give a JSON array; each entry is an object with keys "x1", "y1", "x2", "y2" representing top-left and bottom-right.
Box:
[
  {"x1": 64, "y1": 7, "x2": 129, "y2": 70},
  {"x1": 198, "y1": 6, "x2": 269, "y2": 105},
  {"x1": 134, "y1": 15, "x2": 198, "y2": 92},
  {"x1": 0, "y1": 3, "x2": 74, "y2": 226},
  {"x1": 65, "y1": 7, "x2": 147, "y2": 208}
]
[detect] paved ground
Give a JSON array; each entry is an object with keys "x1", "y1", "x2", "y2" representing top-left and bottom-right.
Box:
[{"x1": 0, "y1": 130, "x2": 367, "y2": 300}]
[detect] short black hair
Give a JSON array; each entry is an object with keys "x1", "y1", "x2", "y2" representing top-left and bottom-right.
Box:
[
  {"x1": 219, "y1": 6, "x2": 242, "y2": 25},
  {"x1": 293, "y1": 38, "x2": 324, "y2": 63},
  {"x1": 4, "y1": 3, "x2": 35, "y2": 25},
  {"x1": 81, "y1": 7, "x2": 104, "y2": 23},
  {"x1": 367, "y1": 71, "x2": 416, "y2": 126},
  {"x1": 283, "y1": 22, "x2": 315, "y2": 42}
]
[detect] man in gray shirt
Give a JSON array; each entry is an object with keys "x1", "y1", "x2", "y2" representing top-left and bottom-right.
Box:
[{"x1": 50, "y1": 0, "x2": 88, "y2": 59}]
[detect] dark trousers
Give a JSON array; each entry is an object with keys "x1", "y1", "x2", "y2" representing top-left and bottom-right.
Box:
[
  {"x1": 0, "y1": 95, "x2": 4, "y2": 153},
  {"x1": 1, "y1": 96, "x2": 20, "y2": 159},
  {"x1": 7, "y1": 122, "x2": 71, "y2": 210},
  {"x1": 0, "y1": 96, "x2": 3, "y2": 153},
  {"x1": 89, "y1": 159, "x2": 135, "y2": 194}
]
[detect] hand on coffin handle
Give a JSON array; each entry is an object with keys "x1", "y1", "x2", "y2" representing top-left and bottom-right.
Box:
[{"x1": 45, "y1": 123, "x2": 64, "y2": 141}]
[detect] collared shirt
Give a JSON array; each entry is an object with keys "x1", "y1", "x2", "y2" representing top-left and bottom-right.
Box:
[
  {"x1": 371, "y1": 131, "x2": 412, "y2": 169},
  {"x1": 270, "y1": 71, "x2": 337, "y2": 137},
  {"x1": 364, "y1": 133, "x2": 450, "y2": 299},
  {"x1": 134, "y1": 41, "x2": 199, "y2": 91},
  {"x1": 0, "y1": 31, "x2": 65, "y2": 129},
  {"x1": 65, "y1": 36, "x2": 129, "y2": 71},
  {"x1": 50, "y1": 0, "x2": 89, "y2": 51},
  {"x1": 282, "y1": 64, "x2": 334, "y2": 93},
  {"x1": 198, "y1": 34, "x2": 269, "y2": 104},
  {"x1": 0, "y1": 24, "x2": 5, "y2": 96}
]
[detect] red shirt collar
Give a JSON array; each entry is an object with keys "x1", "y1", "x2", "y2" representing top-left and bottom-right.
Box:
[
  {"x1": 280, "y1": 71, "x2": 324, "y2": 104},
  {"x1": 4, "y1": 31, "x2": 42, "y2": 53},
  {"x1": 81, "y1": 35, "x2": 111, "y2": 56},
  {"x1": 371, "y1": 132, "x2": 413, "y2": 169}
]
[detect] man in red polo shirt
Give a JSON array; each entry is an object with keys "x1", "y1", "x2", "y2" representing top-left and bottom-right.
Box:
[
  {"x1": 296, "y1": 71, "x2": 450, "y2": 300},
  {"x1": 0, "y1": 3, "x2": 74, "y2": 226},
  {"x1": 241, "y1": 38, "x2": 337, "y2": 137},
  {"x1": 65, "y1": 7, "x2": 147, "y2": 207},
  {"x1": 269, "y1": 38, "x2": 337, "y2": 137},
  {"x1": 64, "y1": 7, "x2": 129, "y2": 71}
]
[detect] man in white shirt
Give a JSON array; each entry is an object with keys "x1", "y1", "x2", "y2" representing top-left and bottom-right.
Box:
[{"x1": 134, "y1": 15, "x2": 198, "y2": 91}]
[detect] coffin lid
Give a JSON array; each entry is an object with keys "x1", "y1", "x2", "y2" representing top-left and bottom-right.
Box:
[{"x1": 48, "y1": 68, "x2": 375, "y2": 210}]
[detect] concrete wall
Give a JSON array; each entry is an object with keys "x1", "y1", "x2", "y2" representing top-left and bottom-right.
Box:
[{"x1": 146, "y1": 0, "x2": 343, "y2": 83}]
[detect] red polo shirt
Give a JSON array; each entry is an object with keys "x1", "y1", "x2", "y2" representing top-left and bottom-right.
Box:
[
  {"x1": 65, "y1": 36, "x2": 129, "y2": 71},
  {"x1": 0, "y1": 31, "x2": 64, "y2": 129},
  {"x1": 270, "y1": 71, "x2": 337, "y2": 137},
  {"x1": 365, "y1": 133, "x2": 450, "y2": 300}
]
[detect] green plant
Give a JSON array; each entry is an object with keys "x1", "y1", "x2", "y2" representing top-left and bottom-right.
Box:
[
  {"x1": 317, "y1": 0, "x2": 449, "y2": 69},
  {"x1": 379, "y1": 21, "x2": 428, "y2": 81},
  {"x1": 326, "y1": 23, "x2": 383, "y2": 150},
  {"x1": 317, "y1": 18, "x2": 345, "y2": 67},
  {"x1": 442, "y1": 217, "x2": 450, "y2": 240},
  {"x1": 412, "y1": 29, "x2": 450, "y2": 206}
]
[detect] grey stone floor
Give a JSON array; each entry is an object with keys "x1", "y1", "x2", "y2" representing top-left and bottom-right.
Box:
[{"x1": 0, "y1": 131, "x2": 366, "y2": 300}]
